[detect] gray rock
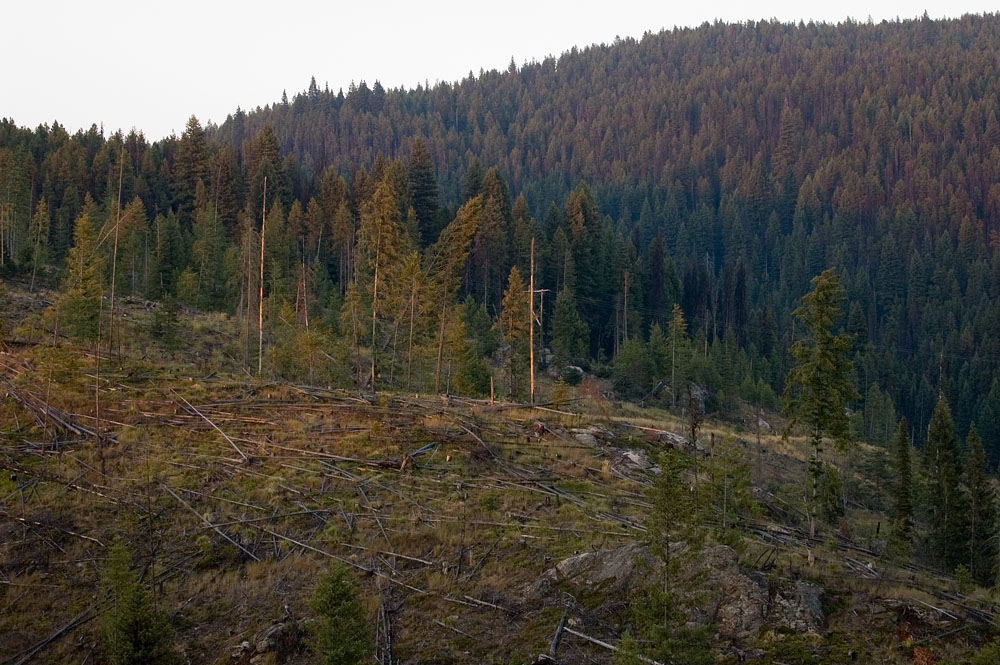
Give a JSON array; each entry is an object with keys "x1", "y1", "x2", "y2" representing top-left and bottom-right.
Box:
[
  {"x1": 569, "y1": 426, "x2": 610, "y2": 447},
  {"x1": 691, "y1": 546, "x2": 769, "y2": 641},
  {"x1": 611, "y1": 448, "x2": 657, "y2": 475},
  {"x1": 768, "y1": 580, "x2": 825, "y2": 634},
  {"x1": 231, "y1": 620, "x2": 300, "y2": 664},
  {"x1": 525, "y1": 542, "x2": 652, "y2": 599},
  {"x1": 527, "y1": 543, "x2": 825, "y2": 644}
]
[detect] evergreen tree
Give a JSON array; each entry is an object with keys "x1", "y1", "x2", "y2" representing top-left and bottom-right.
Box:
[
  {"x1": 357, "y1": 179, "x2": 410, "y2": 389},
  {"x1": 28, "y1": 198, "x2": 50, "y2": 289},
  {"x1": 462, "y1": 157, "x2": 484, "y2": 202},
  {"x1": 190, "y1": 202, "x2": 225, "y2": 308},
  {"x1": 613, "y1": 338, "x2": 655, "y2": 400},
  {"x1": 667, "y1": 304, "x2": 690, "y2": 410},
  {"x1": 891, "y1": 418, "x2": 914, "y2": 547},
  {"x1": 340, "y1": 280, "x2": 366, "y2": 388},
  {"x1": 497, "y1": 265, "x2": 529, "y2": 399},
  {"x1": 551, "y1": 287, "x2": 588, "y2": 366},
  {"x1": 625, "y1": 450, "x2": 713, "y2": 665},
  {"x1": 923, "y1": 395, "x2": 969, "y2": 571},
  {"x1": 648, "y1": 322, "x2": 669, "y2": 382},
  {"x1": 965, "y1": 424, "x2": 997, "y2": 586},
  {"x1": 101, "y1": 540, "x2": 180, "y2": 665},
  {"x1": 55, "y1": 208, "x2": 104, "y2": 340},
  {"x1": 424, "y1": 195, "x2": 480, "y2": 392},
  {"x1": 173, "y1": 115, "x2": 209, "y2": 226},
  {"x1": 407, "y1": 137, "x2": 440, "y2": 245},
  {"x1": 311, "y1": 562, "x2": 372, "y2": 665},
  {"x1": 783, "y1": 269, "x2": 859, "y2": 537},
  {"x1": 117, "y1": 197, "x2": 148, "y2": 299}
]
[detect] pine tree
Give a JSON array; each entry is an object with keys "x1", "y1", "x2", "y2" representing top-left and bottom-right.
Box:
[
  {"x1": 357, "y1": 180, "x2": 410, "y2": 390},
  {"x1": 667, "y1": 304, "x2": 690, "y2": 410},
  {"x1": 783, "y1": 269, "x2": 859, "y2": 537},
  {"x1": 923, "y1": 395, "x2": 969, "y2": 571},
  {"x1": 101, "y1": 540, "x2": 180, "y2": 665},
  {"x1": 173, "y1": 115, "x2": 209, "y2": 226},
  {"x1": 551, "y1": 287, "x2": 588, "y2": 366},
  {"x1": 891, "y1": 418, "x2": 914, "y2": 547},
  {"x1": 190, "y1": 202, "x2": 225, "y2": 308},
  {"x1": 28, "y1": 198, "x2": 50, "y2": 290},
  {"x1": 965, "y1": 424, "x2": 997, "y2": 586},
  {"x1": 424, "y1": 196, "x2": 480, "y2": 392},
  {"x1": 497, "y1": 265, "x2": 529, "y2": 399},
  {"x1": 311, "y1": 562, "x2": 371, "y2": 665},
  {"x1": 56, "y1": 208, "x2": 105, "y2": 340},
  {"x1": 407, "y1": 137, "x2": 439, "y2": 245}
]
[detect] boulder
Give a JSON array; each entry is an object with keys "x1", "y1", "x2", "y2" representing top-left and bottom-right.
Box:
[
  {"x1": 569, "y1": 426, "x2": 611, "y2": 447},
  {"x1": 230, "y1": 618, "x2": 300, "y2": 664},
  {"x1": 525, "y1": 543, "x2": 652, "y2": 599},
  {"x1": 528, "y1": 543, "x2": 825, "y2": 644},
  {"x1": 693, "y1": 546, "x2": 770, "y2": 642},
  {"x1": 611, "y1": 448, "x2": 658, "y2": 475},
  {"x1": 768, "y1": 580, "x2": 825, "y2": 634}
]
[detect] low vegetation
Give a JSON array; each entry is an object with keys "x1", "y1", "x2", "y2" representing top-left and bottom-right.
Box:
[{"x1": 1, "y1": 281, "x2": 997, "y2": 664}]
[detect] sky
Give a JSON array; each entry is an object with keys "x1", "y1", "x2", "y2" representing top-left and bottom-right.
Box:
[{"x1": 3, "y1": 1, "x2": 997, "y2": 141}]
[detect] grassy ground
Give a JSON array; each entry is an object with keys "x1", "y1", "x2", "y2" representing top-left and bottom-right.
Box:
[{"x1": 1, "y1": 282, "x2": 997, "y2": 664}]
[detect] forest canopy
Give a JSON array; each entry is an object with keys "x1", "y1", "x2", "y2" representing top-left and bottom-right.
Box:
[{"x1": 2, "y1": 13, "x2": 1000, "y2": 463}]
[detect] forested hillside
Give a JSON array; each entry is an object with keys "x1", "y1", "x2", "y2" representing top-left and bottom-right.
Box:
[{"x1": 3, "y1": 13, "x2": 1000, "y2": 465}]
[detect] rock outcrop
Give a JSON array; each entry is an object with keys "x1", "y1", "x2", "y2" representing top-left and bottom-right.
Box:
[
  {"x1": 529, "y1": 543, "x2": 826, "y2": 645},
  {"x1": 526, "y1": 542, "x2": 652, "y2": 599},
  {"x1": 230, "y1": 617, "x2": 301, "y2": 665}
]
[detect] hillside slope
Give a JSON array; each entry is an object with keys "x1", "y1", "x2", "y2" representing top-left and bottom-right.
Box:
[{"x1": 1, "y1": 283, "x2": 996, "y2": 664}]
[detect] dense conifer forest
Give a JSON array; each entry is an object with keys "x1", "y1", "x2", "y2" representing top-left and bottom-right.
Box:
[
  {"x1": 5, "y1": 12, "x2": 1000, "y2": 664},
  {"x1": 4, "y1": 15, "x2": 1000, "y2": 459}
]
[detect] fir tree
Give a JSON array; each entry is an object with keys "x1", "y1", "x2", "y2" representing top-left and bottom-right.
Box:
[
  {"x1": 425, "y1": 196, "x2": 481, "y2": 392},
  {"x1": 407, "y1": 137, "x2": 439, "y2": 245},
  {"x1": 551, "y1": 287, "x2": 588, "y2": 366},
  {"x1": 311, "y1": 562, "x2": 371, "y2": 665},
  {"x1": 783, "y1": 269, "x2": 859, "y2": 537},
  {"x1": 891, "y1": 418, "x2": 914, "y2": 547},
  {"x1": 357, "y1": 179, "x2": 410, "y2": 390},
  {"x1": 101, "y1": 540, "x2": 180, "y2": 665},
  {"x1": 497, "y1": 265, "x2": 529, "y2": 399},
  {"x1": 28, "y1": 198, "x2": 50, "y2": 290},
  {"x1": 923, "y1": 395, "x2": 969, "y2": 571},
  {"x1": 667, "y1": 304, "x2": 690, "y2": 410},
  {"x1": 56, "y1": 207, "x2": 104, "y2": 340},
  {"x1": 965, "y1": 424, "x2": 997, "y2": 586}
]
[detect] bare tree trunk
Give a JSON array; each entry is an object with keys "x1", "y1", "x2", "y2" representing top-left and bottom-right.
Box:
[
  {"x1": 529, "y1": 238, "x2": 535, "y2": 404},
  {"x1": 258, "y1": 177, "x2": 267, "y2": 375},
  {"x1": 95, "y1": 296, "x2": 105, "y2": 476},
  {"x1": 434, "y1": 304, "x2": 446, "y2": 394},
  {"x1": 406, "y1": 287, "x2": 416, "y2": 391},
  {"x1": 108, "y1": 147, "x2": 124, "y2": 359},
  {"x1": 370, "y1": 241, "x2": 380, "y2": 392}
]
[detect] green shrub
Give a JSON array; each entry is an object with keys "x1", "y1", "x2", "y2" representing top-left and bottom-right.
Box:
[
  {"x1": 311, "y1": 562, "x2": 372, "y2": 665},
  {"x1": 101, "y1": 540, "x2": 180, "y2": 665}
]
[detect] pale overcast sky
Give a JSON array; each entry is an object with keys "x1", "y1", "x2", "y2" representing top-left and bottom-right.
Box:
[{"x1": 3, "y1": 1, "x2": 996, "y2": 141}]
